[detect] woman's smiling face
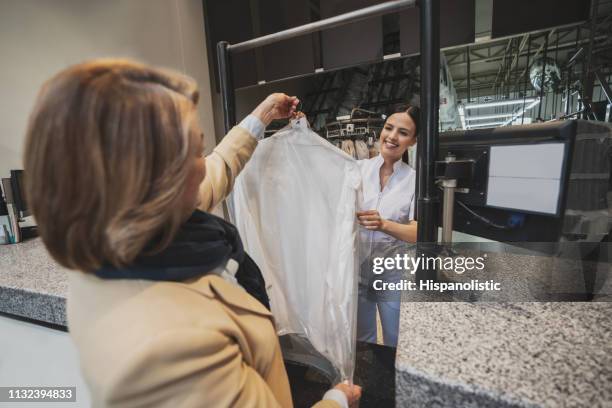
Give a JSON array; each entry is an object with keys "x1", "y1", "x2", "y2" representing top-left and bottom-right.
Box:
[{"x1": 379, "y1": 112, "x2": 417, "y2": 162}]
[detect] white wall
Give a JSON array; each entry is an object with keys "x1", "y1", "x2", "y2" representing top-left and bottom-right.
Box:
[
  {"x1": 0, "y1": 0, "x2": 218, "y2": 179},
  {"x1": 0, "y1": 316, "x2": 91, "y2": 407}
]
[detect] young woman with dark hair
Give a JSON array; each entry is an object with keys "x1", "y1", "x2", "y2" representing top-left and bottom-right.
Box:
[{"x1": 355, "y1": 104, "x2": 419, "y2": 347}]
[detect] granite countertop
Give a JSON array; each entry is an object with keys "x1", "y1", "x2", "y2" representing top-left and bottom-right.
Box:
[
  {"x1": 396, "y1": 302, "x2": 612, "y2": 407},
  {"x1": 395, "y1": 245, "x2": 612, "y2": 407},
  {"x1": 0, "y1": 238, "x2": 69, "y2": 326},
  {"x1": 2, "y1": 239, "x2": 611, "y2": 407}
]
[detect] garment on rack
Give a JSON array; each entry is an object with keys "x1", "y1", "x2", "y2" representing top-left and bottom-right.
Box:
[
  {"x1": 341, "y1": 139, "x2": 356, "y2": 158},
  {"x1": 233, "y1": 119, "x2": 361, "y2": 382},
  {"x1": 354, "y1": 139, "x2": 369, "y2": 160},
  {"x1": 368, "y1": 141, "x2": 380, "y2": 158}
]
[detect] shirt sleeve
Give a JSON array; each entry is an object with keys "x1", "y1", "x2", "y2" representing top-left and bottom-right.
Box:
[
  {"x1": 238, "y1": 114, "x2": 266, "y2": 140},
  {"x1": 322, "y1": 389, "x2": 349, "y2": 408}
]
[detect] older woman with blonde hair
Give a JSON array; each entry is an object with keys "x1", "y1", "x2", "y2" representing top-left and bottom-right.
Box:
[{"x1": 23, "y1": 59, "x2": 360, "y2": 408}]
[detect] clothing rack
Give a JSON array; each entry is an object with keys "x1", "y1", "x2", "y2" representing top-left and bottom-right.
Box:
[
  {"x1": 326, "y1": 134, "x2": 373, "y2": 141},
  {"x1": 216, "y1": 0, "x2": 440, "y2": 279}
]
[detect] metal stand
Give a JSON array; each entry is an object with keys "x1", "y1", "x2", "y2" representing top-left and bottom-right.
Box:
[
  {"x1": 415, "y1": 0, "x2": 441, "y2": 283},
  {"x1": 217, "y1": 41, "x2": 236, "y2": 136},
  {"x1": 215, "y1": 0, "x2": 438, "y2": 242},
  {"x1": 1, "y1": 179, "x2": 21, "y2": 244},
  {"x1": 441, "y1": 156, "x2": 456, "y2": 246},
  {"x1": 215, "y1": 0, "x2": 441, "y2": 386},
  {"x1": 434, "y1": 153, "x2": 474, "y2": 248}
]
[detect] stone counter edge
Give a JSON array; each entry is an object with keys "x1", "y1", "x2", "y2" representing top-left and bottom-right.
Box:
[
  {"x1": 395, "y1": 361, "x2": 541, "y2": 408},
  {"x1": 0, "y1": 285, "x2": 66, "y2": 327}
]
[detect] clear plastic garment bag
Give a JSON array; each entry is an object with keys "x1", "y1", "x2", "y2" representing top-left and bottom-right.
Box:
[{"x1": 233, "y1": 118, "x2": 360, "y2": 382}]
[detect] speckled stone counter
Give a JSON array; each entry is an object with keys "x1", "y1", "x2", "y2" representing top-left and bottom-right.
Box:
[
  {"x1": 3, "y1": 239, "x2": 611, "y2": 407},
  {"x1": 394, "y1": 244, "x2": 611, "y2": 407},
  {"x1": 0, "y1": 239, "x2": 69, "y2": 326},
  {"x1": 396, "y1": 302, "x2": 612, "y2": 407}
]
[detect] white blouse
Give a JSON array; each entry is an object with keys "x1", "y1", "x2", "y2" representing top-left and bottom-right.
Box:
[{"x1": 358, "y1": 154, "x2": 416, "y2": 244}]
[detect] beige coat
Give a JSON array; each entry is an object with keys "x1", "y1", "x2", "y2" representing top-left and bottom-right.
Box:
[{"x1": 67, "y1": 127, "x2": 340, "y2": 408}]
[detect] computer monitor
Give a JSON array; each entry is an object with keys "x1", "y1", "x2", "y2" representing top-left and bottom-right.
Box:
[
  {"x1": 10, "y1": 170, "x2": 29, "y2": 218},
  {"x1": 437, "y1": 120, "x2": 611, "y2": 244}
]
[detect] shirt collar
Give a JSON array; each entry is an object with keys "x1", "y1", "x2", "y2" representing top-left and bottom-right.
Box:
[{"x1": 375, "y1": 154, "x2": 404, "y2": 173}]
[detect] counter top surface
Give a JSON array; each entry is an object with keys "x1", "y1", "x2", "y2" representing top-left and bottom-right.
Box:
[
  {"x1": 0, "y1": 238, "x2": 69, "y2": 326},
  {"x1": 395, "y1": 247, "x2": 611, "y2": 407},
  {"x1": 2, "y1": 240, "x2": 611, "y2": 407},
  {"x1": 396, "y1": 302, "x2": 612, "y2": 407}
]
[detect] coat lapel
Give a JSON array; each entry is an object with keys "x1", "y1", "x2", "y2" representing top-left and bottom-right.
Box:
[{"x1": 186, "y1": 275, "x2": 272, "y2": 317}]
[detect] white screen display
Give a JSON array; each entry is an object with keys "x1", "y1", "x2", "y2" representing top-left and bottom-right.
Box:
[{"x1": 486, "y1": 143, "x2": 565, "y2": 215}]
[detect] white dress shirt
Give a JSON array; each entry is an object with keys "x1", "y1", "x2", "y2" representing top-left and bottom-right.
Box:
[{"x1": 358, "y1": 154, "x2": 416, "y2": 244}]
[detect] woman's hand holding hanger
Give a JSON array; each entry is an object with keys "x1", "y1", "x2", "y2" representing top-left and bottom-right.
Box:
[{"x1": 251, "y1": 93, "x2": 300, "y2": 125}]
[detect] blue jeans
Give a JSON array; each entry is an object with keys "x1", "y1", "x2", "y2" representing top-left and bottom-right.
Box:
[{"x1": 356, "y1": 292, "x2": 400, "y2": 347}]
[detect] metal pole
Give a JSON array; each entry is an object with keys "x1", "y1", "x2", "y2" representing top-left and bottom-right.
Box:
[
  {"x1": 228, "y1": 0, "x2": 417, "y2": 54},
  {"x1": 441, "y1": 180, "x2": 456, "y2": 245},
  {"x1": 582, "y1": 0, "x2": 599, "y2": 119},
  {"x1": 565, "y1": 61, "x2": 572, "y2": 116},
  {"x1": 521, "y1": 35, "x2": 531, "y2": 124},
  {"x1": 416, "y1": 0, "x2": 440, "y2": 282},
  {"x1": 466, "y1": 46, "x2": 471, "y2": 103},
  {"x1": 441, "y1": 154, "x2": 456, "y2": 246},
  {"x1": 574, "y1": 27, "x2": 582, "y2": 115},
  {"x1": 537, "y1": 34, "x2": 548, "y2": 120},
  {"x1": 216, "y1": 41, "x2": 237, "y2": 221},
  {"x1": 217, "y1": 41, "x2": 236, "y2": 135},
  {"x1": 552, "y1": 31, "x2": 560, "y2": 118}
]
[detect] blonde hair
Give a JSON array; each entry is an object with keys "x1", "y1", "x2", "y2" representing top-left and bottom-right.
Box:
[{"x1": 23, "y1": 59, "x2": 200, "y2": 271}]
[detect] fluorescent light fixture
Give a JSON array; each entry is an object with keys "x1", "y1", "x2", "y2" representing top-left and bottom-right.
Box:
[
  {"x1": 458, "y1": 105, "x2": 466, "y2": 130},
  {"x1": 467, "y1": 113, "x2": 515, "y2": 121},
  {"x1": 502, "y1": 98, "x2": 541, "y2": 126},
  {"x1": 383, "y1": 53, "x2": 401, "y2": 60},
  {"x1": 465, "y1": 98, "x2": 537, "y2": 110},
  {"x1": 468, "y1": 121, "x2": 505, "y2": 128}
]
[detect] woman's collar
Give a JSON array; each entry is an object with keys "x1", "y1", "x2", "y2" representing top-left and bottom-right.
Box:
[{"x1": 377, "y1": 154, "x2": 404, "y2": 172}]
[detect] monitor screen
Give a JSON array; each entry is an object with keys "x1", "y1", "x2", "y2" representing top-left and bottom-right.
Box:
[
  {"x1": 486, "y1": 143, "x2": 565, "y2": 215},
  {"x1": 438, "y1": 121, "x2": 577, "y2": 242},
  {"x1": 10, "y1": 170, "x2": 28, "y2": 216}
]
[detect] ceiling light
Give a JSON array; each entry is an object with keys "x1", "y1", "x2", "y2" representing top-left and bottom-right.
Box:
[
  {"x1": 465, "y1": 98, "x2": 537, "y2": 110},
  {"x1": 468, "y1": 121, "x2": 505, "y2": 128},
  {"x1": 467, "y1": 113, "x2": 515, "y2": 121}
]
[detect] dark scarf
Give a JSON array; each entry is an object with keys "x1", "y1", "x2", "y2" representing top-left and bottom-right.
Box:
[{"x1": 95, "y1": 210, "x2": 270, "y2": 310}]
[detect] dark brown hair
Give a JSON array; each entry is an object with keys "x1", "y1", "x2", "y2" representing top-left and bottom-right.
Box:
[
  {"x1": 23, "y1": 59, "x2": 200, "y2": 272},
  {"x1": 387, "y1": 104, "x2": 420, "y2": 163}
]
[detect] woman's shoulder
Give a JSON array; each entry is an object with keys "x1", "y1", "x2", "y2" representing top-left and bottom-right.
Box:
[
  {"x1": 68, "y1": 272, "x2": 272, "y2": 343},
  {"x1": 398, "y1": 160, "x2": 416, "y2": 175}
]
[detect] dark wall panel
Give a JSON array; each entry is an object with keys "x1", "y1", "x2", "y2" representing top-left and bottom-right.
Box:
[
  {"x1": 492, "y1": 0, "x2": 591, "y2": 38},
  {"x1": 321, "y1": 0, "x2": 385, "y2": 70},
  {"x1": 400, "y1": 0, "x2": 475, "y2": 55},
  {"x1": 204, "y1": 0, "x2": 257, "y2": 89},
  {"x1": 259, "y1": 1, "x2": 315, "y2": 82}
]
